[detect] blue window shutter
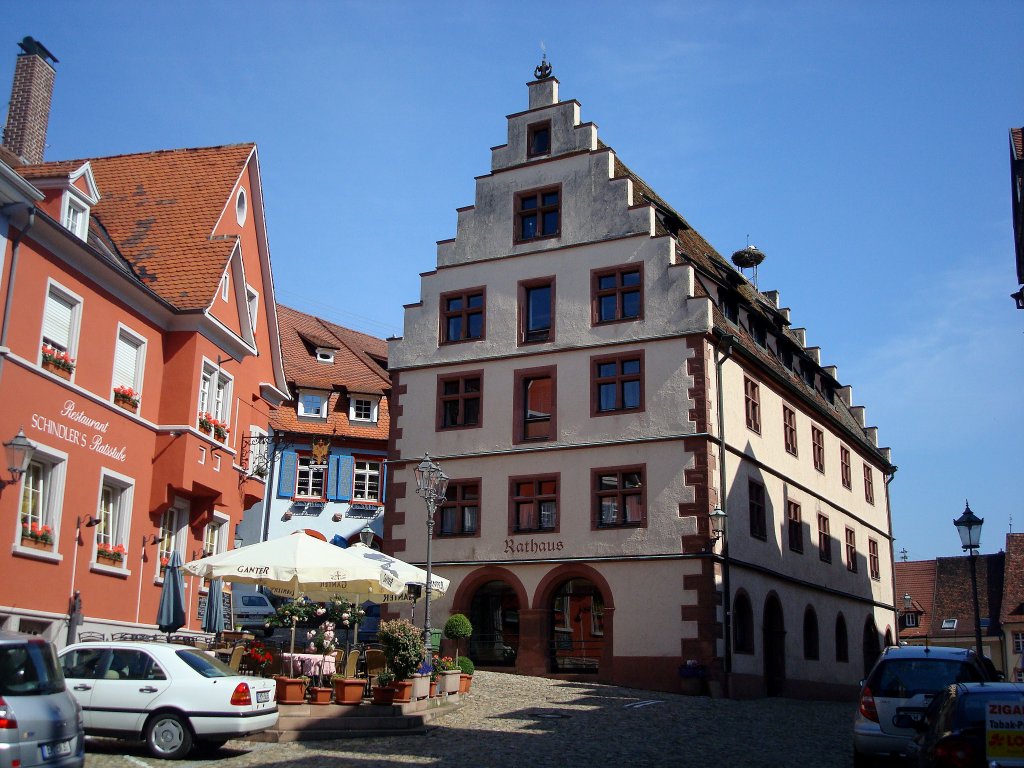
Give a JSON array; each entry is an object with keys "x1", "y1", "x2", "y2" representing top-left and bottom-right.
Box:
[
  {"x1": 327, "y1": 455, "x2": 342, "y2": 501},
  {"x1": 277, "y1": 451, "x2": 297, "y2": 498},
  {"x1": 337, "y1": 455, "x2": 354, "y2": 502}
]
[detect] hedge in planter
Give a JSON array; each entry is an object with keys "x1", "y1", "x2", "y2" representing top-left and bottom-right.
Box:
[
  {"x1": 443, "y1": 613, "x2": 472, "y2": 658},
  {"x1": 378, "y1": 618, "x2": 422, "y2": 682}
]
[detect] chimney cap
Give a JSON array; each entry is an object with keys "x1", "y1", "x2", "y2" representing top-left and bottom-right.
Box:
[{"x1": 17, "y1": 37, "x2": 58, "y2": 65}]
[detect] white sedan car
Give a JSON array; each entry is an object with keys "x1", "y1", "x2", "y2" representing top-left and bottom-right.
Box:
[{"x1": 59, "y1": 642, "x2": 276, "y2": 759}]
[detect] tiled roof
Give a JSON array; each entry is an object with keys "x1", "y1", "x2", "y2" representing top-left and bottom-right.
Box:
[
  {"x1": 1001, "y1": 533, "x2": 1024, "y2": 624},
  {"x1": 271, "y1": 304, "x2": 390, "y2": 441},
  {"x1": 895, "y1": 560, "x2": 937, "y2": 637},
  {"x1": 931, "y1": 552, "x2": 1005, "y2": 638},
  {"x1": 19, "y1": 144, "x2": 253, "y2": 310},
  {"x1": 1012, "y1": 128, "x2": 1023, "y2": 162}
]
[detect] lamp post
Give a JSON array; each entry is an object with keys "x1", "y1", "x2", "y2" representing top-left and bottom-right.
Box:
[
  {"x1": 953, "y1": 501, "x2": 984, "y2": 658},
  {"x1": 709, "y1": 507, "x2": 730, "y2": 687},
  {"x1": 414, "y1": 454, "x2": 449, "y2": 661},
  {"x1": 1, "y1": 428, "x2": 34, "y2": 490}
]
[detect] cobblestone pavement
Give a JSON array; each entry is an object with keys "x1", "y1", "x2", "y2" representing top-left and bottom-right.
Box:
[{"x1": 82, "y1": 670, "x2": 859, "y2": 768}]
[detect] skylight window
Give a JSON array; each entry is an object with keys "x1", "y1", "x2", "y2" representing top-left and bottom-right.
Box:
[{"x1": 941, "y1": 618, "x2": 957, "y2": 630}]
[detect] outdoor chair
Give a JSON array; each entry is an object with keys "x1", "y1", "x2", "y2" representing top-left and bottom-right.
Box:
[
  {"x1": 334, "y1": 649, "x2": 346, "y2": 677},
  {"x1": 364, "y1": 648, "x2": 385, "y2": 691},
  {"x1": 267, "y1": 651, "x2": 284, "y2": 677},
  {"x1": 344, "y1": 649, "x2": 360, "y2": 679},
  {"x1": 227, "y1": 644, "x2": 245, "y2": 673}
]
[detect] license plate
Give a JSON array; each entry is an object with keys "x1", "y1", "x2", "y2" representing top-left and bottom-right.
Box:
[
  {"x1": 41, "y1": 740, "x2": 72, "y2": 760},
  {"x1": 894, "y1": 708, "x2": 925, "y2": 728},
  {"x1": 256, "y1": 690, "x2": 270, "y2": 703}
]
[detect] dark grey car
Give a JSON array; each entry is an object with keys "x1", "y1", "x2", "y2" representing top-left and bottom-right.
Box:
[{"x1": 0, "y1": 631, "x2": 84, "y2": 768}]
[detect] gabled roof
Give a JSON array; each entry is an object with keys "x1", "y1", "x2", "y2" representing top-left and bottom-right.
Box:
[
  {"x1": 895, "y1": 560, "x2": 937, "y2": 637},
  {"x1": 18, "y1": 144, "x2": 254, "y2": 310},
  {"x1": 931, "y1": 552, "x2": 1005, "y2": 638},
  {"x1": 1001, "y1": 533, "x2": 1024, "y2": 624}
]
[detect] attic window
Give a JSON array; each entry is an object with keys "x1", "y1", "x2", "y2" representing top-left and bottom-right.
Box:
[
  {"x1": 315, "y1": 348, "x2": 335, "y2": 364},
  {"x1": 62, "y1": 196, "x2": 88, "y2": 240},
  {"x1": 527, "y1": 121, "x2": 551, "y2": 158},
  {"x1": 941, "y1": 618, "x2": 957, "y2": 630},
  {"x1": 750, "y1": 320, "x2": 767, "y2": 348},
  {"x1": 778, "y1": 343, "x2": 794, "y2": 370},
  {"x1": 801, "y1": 362, "x2": 815, "y2": 388},
  {"x1": 903, "y1": 613, "x2": 918, "y2": 628},
  {"x1": 236, "y1": 188, "x2": 247, "y2": 226},
  {"x1": 298, "y1": 391, "x2": 327, "y2": 419},
  {"x1": 349, "y1": 395, "x2": 380, "y2": 424},
  {"x1": 719, "y1": 290, "x2": 738, "y2": 323}
]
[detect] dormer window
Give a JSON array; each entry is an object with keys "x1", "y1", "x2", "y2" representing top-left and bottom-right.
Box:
[
  {"x1": 719, "y1": 290, "x2": 738, "y2": 323},
  {"x1": 527, "y1": 121, "x2": 551, "y2": 158},
  {"x1": 315, "y1": 348, "x2": 335, "y2": 364},
  {"x1": 349, "y1": 395, "x2": 380, "y2": 424},
  {"x1": 298, "y1": 390, "x2": 327, "y2": 419},
  {"x1": 62, "y1": 196, "x2": 88, "y2": 240},
  {"x1": 903, "y1": 613, "x2": 918, "y2": 628}
]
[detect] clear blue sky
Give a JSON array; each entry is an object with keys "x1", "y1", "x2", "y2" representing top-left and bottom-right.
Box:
[{"x1": 3, "y1": 1, "x2": 1021, "y2": 562}]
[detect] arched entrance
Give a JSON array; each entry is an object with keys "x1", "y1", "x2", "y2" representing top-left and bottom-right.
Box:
[
  {"x1": 467, "y1": 580, "x2": 519, "y2": 667},
  {"x1": 862, "y1": 617, "x2": 881, "y2": 678},
  {"x1": 549, "y1": 578, "x2": 605, "y2": 674},
  {"x1": 763, "y1": 594, "x2": 786, "y2": 696}
]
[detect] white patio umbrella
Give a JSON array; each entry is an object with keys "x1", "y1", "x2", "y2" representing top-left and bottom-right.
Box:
[{"x1": 343, "y1": 541, "x2": 450, "y2": 603}]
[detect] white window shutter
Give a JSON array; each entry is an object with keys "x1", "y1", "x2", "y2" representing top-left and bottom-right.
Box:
[
  {"x1": 43, "y1": 291, "x2": 73, "y2": 349},
  {"x1": 113, "y1": 333, "x2": 140, "y2": 389}
]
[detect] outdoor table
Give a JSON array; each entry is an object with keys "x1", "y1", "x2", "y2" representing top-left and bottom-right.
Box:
[
  {"x1": 221, "y1": 630, "x2": 254, "y2": 643},
  {"x1": 281, "y1": 652, "x2": 337, "y2": 679}
]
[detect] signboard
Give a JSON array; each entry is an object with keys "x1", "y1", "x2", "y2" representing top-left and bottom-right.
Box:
[
  {"x1": 30, "y1": 400, "x2": 129, "y2": 461},
  {"x1": 985, "y1": 697, "x2": 1024, "y2": 762},
  {"x1": 196, "y1": 590, "x2": 232, "y2": 623}
]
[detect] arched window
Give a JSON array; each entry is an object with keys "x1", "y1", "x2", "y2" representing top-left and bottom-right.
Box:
[
  {"x1": 835, "y1": 613, "x2": 849, "y2": 663},
  {"x1": 733, "y1": 591, "x2": 754, "y2": 654},
  {"x1": 803, "y1": 606, "x2": 819, "y2": 660}
]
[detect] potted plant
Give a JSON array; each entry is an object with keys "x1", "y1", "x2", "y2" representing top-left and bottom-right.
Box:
[
  {"x1": 410, "y1": 659, "x2": 432, "y2": 701},
  {"x1": 246, "y1": 641, "x2": 274, "y2": 677},
  {"x1": 197, "y1": 412, "x2": 214, "y2": 435},
  {"x1": 443, "y1": 613, "x2": 473, "y2": 658},
  {"x1": 457, "y1": 655, "x2": 475, "y2": 694},
  {"x1": 96, "y1": 543, "x2": 126, "y2": 564},
  {"x1": 20, "y1": 518, "x2": 53, "y2": 550},
  {"x1": 112, "y1": 385, "x2": 140, "y2": 413},
  {"x1": 331, "y1": 673, "x2": 364, "y2": 706},
  {"x1": 371, "y1": 669, "x2": 396, "y2": 705},
  {"x1": 435, "y1": 655, "x2": 461, "y2": 695},
  {"x1": 378, "y1": 618, "x2": 423, "y2": 703},
  {"x1": 40, "y1": 345, "x2": 74, "y2": 379}
]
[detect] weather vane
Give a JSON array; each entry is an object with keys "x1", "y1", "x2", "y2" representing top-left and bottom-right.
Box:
[{"x1": 534, "y1": 50, "x2": 553, "y2": 80}]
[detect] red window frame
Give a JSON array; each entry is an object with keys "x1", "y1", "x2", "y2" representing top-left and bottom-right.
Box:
[
  {"x1": 744, "y1": 377, "x2": 761, "y2": 433},
  {"x1": 515, "y1": 185, "x2": 561, "y2": 243},
  {"x1": 787, "y1": 500, "x2": 803, "y2": 553},
  {"x1": 518, "y1": 276, "x2": 555, "y2": 345},
  {"x1": 513, "y1": 365, "x2": 556, "y2": 444},
  {"x1": 591, "y1": 350, "x2": 644, "y2": 416},
  {"x1": 438, "y1": 479, "x2": 481, "y2": 538},
  {"x1": 840, "y1": 445, "x2": 852, "y2": 489},
  {"x1": 863, "y1": 464, "x2": 875, "y2": 505},
  {"x1": 783, "y1": 406, "x2": 798, "y2": 456},
  {"x1": 845, "y1": 527, "x2": 857, "y2": 572},
  {"x1": 436, "y1": 371, "x2": 483, "y2": 431},
  {"x1": 508, "y1": 474, "x2": 559, "y2": 534},
  {"x1": 439, "y1": 287, "x2": 486, "y2": 344},
  {"x1": 869, "y1": 538, "x2": 880, "y2": 580},
  {"x1": 812, "y1": 426, "x2": 825, "y2": 473},
  {"x1": 527, "y1": 120, "x2": 551, "y2": 158},
  {"x1": 818, "y1": 514, "x2": 831, "y2": 563},
  {"x1": 749, "y1": 480, "x2": 767, "y2": 540},
  {"x1": 592, "y1": 465, "x2": 646, "y2": 530},
  {"x1": 591, "y1": 263, "x2": 643, "y2": 325}
]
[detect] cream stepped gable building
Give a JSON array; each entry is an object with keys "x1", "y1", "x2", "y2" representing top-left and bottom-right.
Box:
[{"x1": 386, "y1": 63, "x2": 896, "y2": 699}]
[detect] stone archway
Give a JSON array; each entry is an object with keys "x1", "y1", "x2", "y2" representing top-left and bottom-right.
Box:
[
  {"x1": 535, "y1": 563, "x2": 615, "y2": 681},
  {"x1": 763, "y1": 593, "x2": 786, "y2": 697},
  {"x1": 862, "y1": 617, "x2": 881, "y2": 678},
  {"x1": 468, "y1": 580, "x2": 520, "y2": 667}
]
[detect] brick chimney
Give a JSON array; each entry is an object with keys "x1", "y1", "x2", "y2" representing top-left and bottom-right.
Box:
[{"x1": 3, "y1": 36, "x2": 58, "y2": 165}]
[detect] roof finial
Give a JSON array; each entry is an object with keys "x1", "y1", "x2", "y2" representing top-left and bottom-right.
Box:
[{"x1": 534, "y1": 50, "x2": 553, "y2": 80}]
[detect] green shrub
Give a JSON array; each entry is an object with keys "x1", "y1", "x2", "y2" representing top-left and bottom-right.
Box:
[
  {"x1": 378, "y1": 618, "x2": 423, "y2": 681},
  {"x1": 457, "y1": 655, "x2": 475, "y2": 676},
  {"x1": 443, "y1": 613, "x2": 472, "y2": 657}
]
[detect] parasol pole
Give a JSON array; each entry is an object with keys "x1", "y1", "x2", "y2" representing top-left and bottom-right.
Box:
[{"x1": 289, "y1": 614, "x2": 297, "y2": 678}]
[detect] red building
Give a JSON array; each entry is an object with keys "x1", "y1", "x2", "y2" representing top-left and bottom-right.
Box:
[{"x1": 0, "y1": 39, "x2": 287, "y2": 643}]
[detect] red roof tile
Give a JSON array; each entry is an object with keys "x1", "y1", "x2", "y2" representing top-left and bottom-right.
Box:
[
  {"x1": 19, "y1": 144, "x2": 253, "y2": 310},
  {"x1": 895, "y1": 560, "x2": 937, "y2": 637},
  {"x1": 1001, "y1": 533, "x2": 1024, "y2": 623}
]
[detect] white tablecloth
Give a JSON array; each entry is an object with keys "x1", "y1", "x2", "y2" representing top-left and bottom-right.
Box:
[{"x1": 281, "y1": 652, "x2": 337, "y2": 678}]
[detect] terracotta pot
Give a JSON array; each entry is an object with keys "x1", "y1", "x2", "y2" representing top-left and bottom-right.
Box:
[
  {"x1": 42, "y1": 360, "x2": 72, "y2": 380},
  {"x1": 371, "y1": 685, "x2": 396, "y2": 706},
  {"x1": 392, "y1": 679, "x2": 413, "y2": 703},
  {"x1": 332, "y1": 678, "x2": 364, "y2": 705},
  {"x1": 20, "y1": 537, "x2": 53, "y2": 552},
  {"x1": 96, "y1": 553, "x2": 123, "y2": 566},
  {"x1": 115, "y1": 398, "x2": 138, "y2": 414},
  {"x1": 429, "y1": 681, "x2": 438, "y2": 697},
  {"x1": 308, "y1": 686, "x2": 333, "y2": 705},
  {"x1": 275, "y1": 676, "x2": 306, "y2": 705},
  {"x1": 459, "y1": 673, "x2": 472, "y2": 694},
  {"x1": 199, "y1": 424, "x2": 213, "y2": 436}
]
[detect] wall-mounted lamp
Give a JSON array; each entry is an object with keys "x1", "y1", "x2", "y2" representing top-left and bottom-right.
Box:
[
  {"x1": 359, "y1": 525, "x2": 375, "y2": 548},
  {"x1": 1, "y1": 428, "x2": 34, "y2": 491},
  {"x1": 709, "y1": 507, "x2": 728, "y2": 546},
  {"x1": 78, "y1": 514, "x2": 100, "y2": 529},
  {"x1": 142, "y1": 534, "x2": 160, "y2": 546}
]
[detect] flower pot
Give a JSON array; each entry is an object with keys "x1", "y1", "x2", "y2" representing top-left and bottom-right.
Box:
[
  {"x1": 96, "y1": 553, "x2": 123, "y2": 566},
  {"x1": 459, "y1": 673, "x2": 472, "y2": 694},
  {"x1": 439, "y1": 669, "x2": 461, "y2": 695},
  {"x1": 199, "y1": 424, "x2": 213, "y2": 436},
  {"x1": 115, "y1": 399, "x2": 138, "y2": 414},
  {"x1": 308, "y1": 686, "x2": 333, "y2": 705},
  {"x1": 332, "y1": 678, "x2": 364, "y2": 705},
  {"x1": 275, "y1": 676, "x2": 306, "y2": 705},
  {"x1": 429, "y1": 681, "x2": 438, "y2": 697},
  {"x1": 371, "y1": 685, "x2": 396, "y2": 706},
  {"x1": 392, "y1": 679, "x2": 413, "y2": 703},
  {"x1": 41, "y1": 360, "x2": 72, "y2": 380},
  {"x1": 410, "y1": 672, "x2": 430, "y2": 700},
  {"x1": 20, "y1": 536, "x2": 53, "y2": 552}
]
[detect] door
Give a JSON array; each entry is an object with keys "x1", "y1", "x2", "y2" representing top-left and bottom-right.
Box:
[
  {"x1": 88, "y1": 649, "x2": 170, "y2": 735},
  {"x1": 763, "y1": 594, "x2": 786, "y2": 697}
]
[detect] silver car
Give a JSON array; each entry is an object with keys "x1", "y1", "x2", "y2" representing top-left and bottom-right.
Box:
[
  {"x1": 854, "y1": 645, "x2": 992, "y2": 765},
  {"x1": 0, "y1": 631, "x2": 84, "y2": 768}
]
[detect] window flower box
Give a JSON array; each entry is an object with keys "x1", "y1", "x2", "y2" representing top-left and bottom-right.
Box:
[
  {"x1": 113, "y1": 386, "x2": 140, "y2": 413},
  {"x1": 41, "y1": 345, "x2": 75, "y2": 378},
  {"x1": 20, "y1": 519, "x2": 53, "y2": 549},
  {"x1": 97, "y1": 543, "x2": 125, "y2": 564}
]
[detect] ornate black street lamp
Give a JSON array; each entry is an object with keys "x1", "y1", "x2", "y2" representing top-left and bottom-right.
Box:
[
  {"x1": 953, "y1": 501, "x2": 984, "y2": 658},
  {"x1": 414, "y1": 454, "x2": 449, "y2": 660}
]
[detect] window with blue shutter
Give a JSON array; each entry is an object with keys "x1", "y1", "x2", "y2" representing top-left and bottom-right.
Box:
[
  {"x1": 278, "y1": 451, "x2": 297, "y2": 498},
  {"x1": 329, "y1": 455, "x2": 354, "y2": 502}
]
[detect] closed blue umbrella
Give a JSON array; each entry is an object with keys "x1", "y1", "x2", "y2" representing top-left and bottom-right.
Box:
[
  {"x1": 157, "y1": 550, "x2": 186, "y2": 636},
  {"x1": 202, "y1": 577, "x2": 225, "y2": 635}
]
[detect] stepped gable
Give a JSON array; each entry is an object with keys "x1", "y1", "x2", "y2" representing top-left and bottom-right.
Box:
[{"x1": 19, "y1": 143, "x2": 253, "y2": 310}]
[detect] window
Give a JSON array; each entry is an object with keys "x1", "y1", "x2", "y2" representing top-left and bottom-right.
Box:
[
  {"x1": 220, "y1": 271, "x2": 229, "y2": 301},
  {"x1": 41, "y1": 283, "x2": 80, "y2": 360},
  {"x1": 352, "y1": 459, "x2": 382, "y2": 503},
  {"x1": 63, "y1": 197, "x2": 88, "y2": 239},
  {"x1": 749, "y1": 480, "x2": 766, "y2": 540},
  {"x1": 315, "y1": 348, "x2": 335, "y2": 364},
  {"x1": 510, "y1": 475, "x2": 558, "y2": 533},
  {"x1": 298, "y1": 391, "x2": 325, "y2": 418},
  {"x1": 733, "y1": 592, "x2": 754, "y2": 654},
  {"x1": 295, "y1": 455, "x2": 327, "y2": 499},
  {"x1": 1014, "y1": 632, "x2": 1024, "y2": 654},
  {"x1": 787, "y1": 501, "x2": 803, "y2": 553},
  {"x1": 720, "y1": 290, "x2": 738, "y2": 323},
  {"x1": 941, "y1": 618, "x2": 957, "y2": 630},
  {"x1": 751, "y1": 320, "x2": 767, "y2": 348},
  {"x1": 904, "y1": 613, "x2": 918, "y2": 628},
  {"x1": 440, "y1": 288, "x2": 485, "y2": 343},
  {"x1": 514, "y1": 366, "x2": 555, "y2": 443},
  {"x1": 112, "y1": 327, "x2": 145, "y2": 397},
  {"x1": 845, "y1": 527, "x2": 857, "y2": 572},
  {"x1": 246, "y1": 285, "x2": 259, "y2": 333},
  {"x1": 235, "y1": 188, "x2": 247, "y2": 226},
  {"x1": 744, "y1": 377, "x2": 761, "y2": 433},
  {"x1": 516, "y1": 186, "x2": 560, "y2": 242},
  {"x1": 835, "y1": 614, "x2": 849, "y2": 662},
  {"x1": 869, "y1": 538, "x2": 880, "y2": 580},
  {"x1": 246, "y1": 427, "x2": 269, "y2": 478},
  {"x1": 593, "y1": 466, "x2": 645, "y2": 528},
  {"x1": 783, "y1": 406, "x2": 798, "y2": 455},
  {"x1": 592, "y1": 352, "x2": 643, "y2": 415},
  {"x1": 863, "y1": 464, "x2": 875, "y2": 505},
  {"x1": 95, "y1": 474, "x2": 132, "y2": 565},
  {"x1": 437, "y1": 372, "x2": 482, "y2": 430},
  {"x1": 812, "y1": 426, "x2": 825, "y2": 473},
  {"x1": 818, "y1": 514, "x2": 831, "y2": 563},
  {"x1": 349, "y1": 395, "x2": 380, "y2": 423},
  {"x1": 840, "y1": 446, "x2": 852, "y2": 489},
  {"x1": 803, "y1": 607, "x2": 819, "y2": 661},
  {"x1": 198, "y1": 362, "x2": 231, "y2": 426},
  {"x1": 157, "y1": 506, "x2": 186, "y2": 574},
  {"x1": 519, "y1": 277, "x2": 554, "y2": 344},
  {"x1": 439, "y1": 480, "x2": 480, "y2": 537},
  {"x1": 202, "y1": 520, "x2": 223, "y2": 558},
  {"x1": 592, "y1": 264, "x2": 642, "y2": 324},
  {"x1": 527, "y1": 121, "x2": 551, "y2": 157}
]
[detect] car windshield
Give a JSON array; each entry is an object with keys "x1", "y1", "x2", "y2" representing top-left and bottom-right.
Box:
[
  {"x1": 0, "y1": 641, "x2": 66, "y2": 695},
  {"x1": 873, "y1": 659, "x2": 983, "y2": 697},
  {"x1": 176, "y1": 648, "x2": 235, "y2": 678}
]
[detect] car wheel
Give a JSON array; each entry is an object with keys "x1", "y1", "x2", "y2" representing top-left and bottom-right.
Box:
[{"x1": 145, "y1": 712, "x2": 193, "y2": 760}]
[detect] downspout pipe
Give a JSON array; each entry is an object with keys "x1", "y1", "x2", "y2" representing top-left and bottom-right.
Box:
[
  {"x1": 0, "y1": 204, "x2": 36, "y2": 382},
  {"x1": 884, "y1": 466, "x2": 899, "y2": 643},
  {"x1": 713, "y1": 330, "x2": 736, "y2": 690}
]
